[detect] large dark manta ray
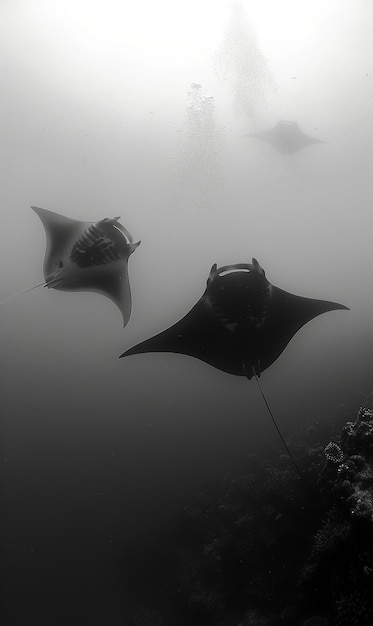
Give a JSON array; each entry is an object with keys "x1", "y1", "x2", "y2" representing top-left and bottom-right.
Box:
[
  {"x1": 32, "y1": 206, "x2": 140, "y2": 326},
  {"x1": 120, "y1": 259, "x2": 348, "y2": 377},
  {"x1": 121, "y1": 259, "x2": 348, "y2": 486}
]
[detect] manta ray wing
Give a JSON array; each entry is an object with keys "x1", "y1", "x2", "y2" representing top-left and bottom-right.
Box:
[
  {"x1": 80, "y1": 262, "x2": 133, "y2": 328},
  {"x1": 254, "y1": 286, "x2": 349, "y2": 373},
  {"x1": 31, "y1": 206, "x2": 87, "y2": 277},
  {"x1": 121, "y1": 296, "x2": 243, "y2": 375}
]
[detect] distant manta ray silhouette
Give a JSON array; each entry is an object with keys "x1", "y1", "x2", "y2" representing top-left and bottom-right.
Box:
[
  {"x1": 1, "y1": 207, "x2": 140, "y2": 326},
  {"x1": 245, "y1": 120, "x2": 325, "y2": 154},
  {"x1": 121, "y1": 259, "x2": 348, "y2": 485}
]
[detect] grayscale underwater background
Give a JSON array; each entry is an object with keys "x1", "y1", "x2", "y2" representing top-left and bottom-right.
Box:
[{"x1": 1, "y1": 1, "x2": 373, "y2": 625}]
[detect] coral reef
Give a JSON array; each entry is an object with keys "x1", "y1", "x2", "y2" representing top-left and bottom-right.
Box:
[
  {"x1": 301, "y1": 403, "x2": 373, "y2": 626},
  {"x1": 324, "y1": 442, "x2": 344, "y2": 464},
  {"x1": 126, "y1": 396, "x2": 373, "y2": 625}
]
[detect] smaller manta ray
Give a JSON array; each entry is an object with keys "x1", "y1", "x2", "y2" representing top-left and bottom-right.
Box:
[
  {"x1": 120, "y1": 259, "x2": 348, "y2": 377},
  {"x1": 245, "y1": 120, "x2": 325, "y2": 154},
  {"x1": 32, "y1": 206, "x2": 140, "y2": 326}
]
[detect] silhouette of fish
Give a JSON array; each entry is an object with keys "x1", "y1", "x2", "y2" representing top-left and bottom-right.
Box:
[
  {"x1": 32, "y1": 206, "x2": 140, "y2": 326},
  {"x1": 246, "y1": 120, "x2": 325, "y2": 154},
  {"x1": 120, "y1": 259, "x2": 347, "y2": 376}
]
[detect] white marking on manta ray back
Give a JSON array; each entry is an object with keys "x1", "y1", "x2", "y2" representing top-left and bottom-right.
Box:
[
  {"x1": 113, "y1": 224, "x2": 131, "y2": 244},
  {"x1": 218, "y1": 268, "x2": 251, "y2": 277}
]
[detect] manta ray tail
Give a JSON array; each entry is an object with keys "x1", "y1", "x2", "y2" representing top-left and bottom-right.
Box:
[
  {"x1": 0, "y1": 281, "x2": 46, "y2": 307},
  {"x1": 246, "y1": 367, "x2": 313, "y2": 495}
]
